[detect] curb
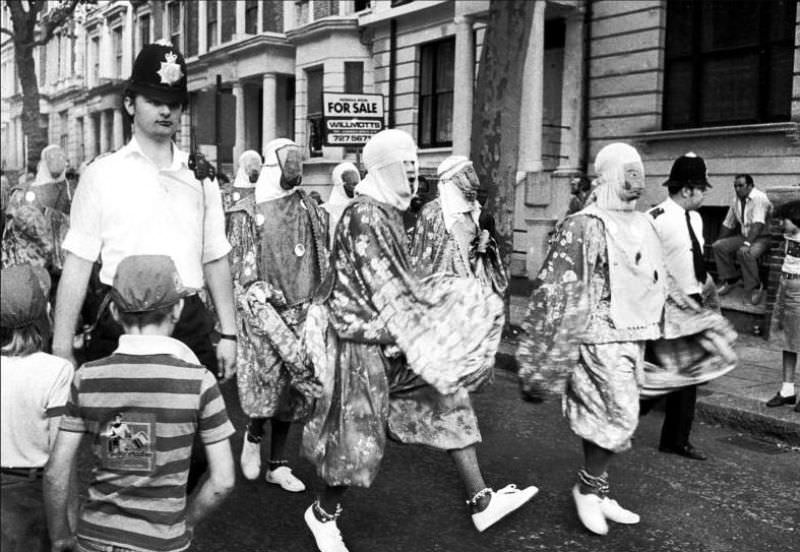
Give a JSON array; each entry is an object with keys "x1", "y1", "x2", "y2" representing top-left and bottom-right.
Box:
[
  {"x1": 695, "y1": 390, "x2": 800, "y2": 447},
  {"x1": 495, "y1": 345, "x2": 800, "y2": 446}
]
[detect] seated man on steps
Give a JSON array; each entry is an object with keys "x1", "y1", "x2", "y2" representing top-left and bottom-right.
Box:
[{"x1": 712, "y1": 174, "x2": 772, "y2": 305}]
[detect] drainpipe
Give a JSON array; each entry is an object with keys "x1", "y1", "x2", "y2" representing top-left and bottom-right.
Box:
[
  {"x1": 581, "y1": 0, "x2": 592, "y2": 174},
  {"x1": 388, "y1": 18, "x2": 396, "y2": 128}
]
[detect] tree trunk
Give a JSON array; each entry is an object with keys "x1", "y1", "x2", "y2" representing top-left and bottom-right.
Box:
[
  {"x1": 469, "y1": 0, "x2": 534, "y2": 277},
  {"x1": 470, "y1": 0, "x2": 534, "y2": 327},
  {"x1": 15, "y1": 42, "x2": 48, "y2": 174}
]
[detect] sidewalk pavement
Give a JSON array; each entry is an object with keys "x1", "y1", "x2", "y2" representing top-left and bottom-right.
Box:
[{"x1": 499, "y1": 292, "x2": 800, "y2": 447}]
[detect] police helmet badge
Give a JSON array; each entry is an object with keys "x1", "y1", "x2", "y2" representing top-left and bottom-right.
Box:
[{"x1": 157, "y1": 51, "x2": 184, "y2": 85}]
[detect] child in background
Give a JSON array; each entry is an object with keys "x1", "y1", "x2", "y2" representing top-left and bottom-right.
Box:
[
  {"x1": 765, "y1": 200, "x2": 800, "y2": 412},
  {"x1": 45, "y1": 255, "x2": 236, "y2": 552},
  {"x1": 1, "y1": 264, "x2": 74, "y2": 552}
]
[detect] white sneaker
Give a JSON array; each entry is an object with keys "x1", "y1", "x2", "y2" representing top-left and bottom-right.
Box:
[
  {"x1": 471, "y1": 484, "x2": 538, "y2": 532},
  {"x1": 240, "y1": 434, "x2": 261, "y2": 480},
  {"x1": 304, "y1": 505, "x2": 349, "y2": 552},
  {"x1": 572, "y1": 484, "x2": 608, "y2": 535},
  {"x1": 601, "y1": 497, "x2": 640, "y2": 524},
  {"x1": 266, "y1": 466, "x2": 306, "y2": 492}
]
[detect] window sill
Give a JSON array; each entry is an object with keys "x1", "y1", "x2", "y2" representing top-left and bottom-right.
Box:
[{"x1": 635, "y1": 122, "x2": 799, "y2": 144}]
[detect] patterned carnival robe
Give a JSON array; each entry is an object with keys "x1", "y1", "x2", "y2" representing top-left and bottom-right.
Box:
[
  {"x1": 408, "y1": 197, "x2": 508, "y2": 296},
  {"x1": 301, "y1": 195, "x2": 504, "y2": 488},
  {"x1": 516, "y1": 210, "x2": 737, "y2": 452},
  {"x1": 1, "y1": 179, "x2": 72, "y2": 274},
  {"x1": 225, "y1": 185, "x2": 328, "y2": 420}
]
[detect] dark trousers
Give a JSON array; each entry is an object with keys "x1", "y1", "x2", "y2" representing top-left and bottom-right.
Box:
[
  {"x1": 1, "y1": 472, "x2": 48, "y2": 552},
  {"x1": 84, "y1": 294, "x2": 217, "y2": 493},
  {"x1": 659, "y1": 385, "x2": 698, "y2": 449}
]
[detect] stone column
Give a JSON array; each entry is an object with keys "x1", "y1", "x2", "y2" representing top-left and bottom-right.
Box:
[
  {"x1": 233, "y1": 81, "x2": 245, "y2": 162},
  {"x1": 99, "y1": 110, "x2": 110, "y2": 154},
  {"x1": 555, "y1": 10, "x2": 585, "y2": 174},
  {"x1": 236, "y1": 1, "x2": 246, "y2": 38},
  {"x1": 199, "y1": 0, "x2": 207, "y2": 53},
  {"x1": 261, "y1": 73, "x2": 277, "y2": 156},
  {"x1": 452, "y1": 14, "x2": 474, "y2": 157},
  {"x1": 85, "y1": 112, "x2": 97, "y2": 159},
  {"x1": 518, "y1": 0, "x2": 545, "y2": 175},
  {"x1": 112, "y1": 109, "x2": 124, "y2": 150}
]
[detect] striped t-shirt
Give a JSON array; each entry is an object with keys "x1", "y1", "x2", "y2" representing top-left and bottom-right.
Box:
[{"x1": 61, "y1": 334, "x2": 235, "y2": 552}]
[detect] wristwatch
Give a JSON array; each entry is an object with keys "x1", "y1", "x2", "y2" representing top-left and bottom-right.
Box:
[{"x1": 218, "y1": 333, "x2": 238, "y2": 341}]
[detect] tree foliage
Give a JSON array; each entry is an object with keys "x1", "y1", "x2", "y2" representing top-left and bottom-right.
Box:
[{"x1": 2, "y1": 0, "x2": 87, "y2": 172}]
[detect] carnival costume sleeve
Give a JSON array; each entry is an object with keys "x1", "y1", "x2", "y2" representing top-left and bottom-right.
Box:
[
  {"x1": 641, "y1": 276, "x2": 738, "y2": 398},
  {"x1": 333, "y1": 199, "x2": 504, "y2": 395},
  {"x1": 474, "y1": 225, "x2": 509, "y2": 297},
  {"x1": 516, "y1": 214, "x2": 599, "y2": 400}
]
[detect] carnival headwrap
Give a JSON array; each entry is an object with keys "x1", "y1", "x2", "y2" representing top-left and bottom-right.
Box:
[
  {"x1": 233, "y1": 150, "x2": 262, "y2": 188},
  {"x1": 355, "y1": 129, "x2": 418, "y2": 211},
  {"x1": 590, "y1": 142, "x2": 645, "y2": 212},
  {"x1": 34, "y1": 144, "x2": 67, "y2": 186},
  {"x1": 256, "y1": 138, "x2": 303, "y2": 203},
  {"x1": 437, "y1": 156, "x2": 481, "y2": 232},
  {"x1": 323, "y1": 162, "x2": 361, "y2": 244}
]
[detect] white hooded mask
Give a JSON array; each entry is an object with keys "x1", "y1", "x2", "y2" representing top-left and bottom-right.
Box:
[
  {"x1": 355, "y1": 129, "x2": 418, "y2": 211},
  {"x1": 437, "y1": 155, "x2": 481, "y2": 232},
  {"x1": 255, "y1": 138, "x2": 302, "y2": 203},
  {"x1": 233, "y1": 150, "x2": 262, "y2": 188}
]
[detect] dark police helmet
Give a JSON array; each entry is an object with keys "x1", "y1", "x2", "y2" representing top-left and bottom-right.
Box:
[
  {"x1": 125, "y1": 40, "x2": 188, "y2": 106},
  {"x1": 663, "y1": 152, "x2": 711, "y2": 190}
]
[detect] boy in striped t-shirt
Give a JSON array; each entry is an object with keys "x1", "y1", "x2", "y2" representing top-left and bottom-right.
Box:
[{"x1": 44, "y1": 255, "x2": 236, "y2": 552}]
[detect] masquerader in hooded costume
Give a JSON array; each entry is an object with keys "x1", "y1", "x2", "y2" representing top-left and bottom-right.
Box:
[
  {"x1": 221, "y1": 149, "x2": 261, "y2": 211},
  {"x1": 322, "y1": 162, "x2": 360, "y2": 247},
  {"x1": 409, "y1": 155, "x2": 507, "y2": 295},
  {"x1": 516, "y1": 143, "x2": 736, "y2": 537},
  {"x1": 301, "y1": 130, "x2": 536, "y2": 552},
  {"x1": 226, "y1": 138, "x2": 328, "y2": 494},
  {"x1": 2, "y1": 145, "x2": 72, "y2": 283}
]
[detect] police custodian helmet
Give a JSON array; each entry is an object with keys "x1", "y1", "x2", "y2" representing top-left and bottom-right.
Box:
[{"x1": 125, "y1": 39, "x2": 188, "y2": 106}]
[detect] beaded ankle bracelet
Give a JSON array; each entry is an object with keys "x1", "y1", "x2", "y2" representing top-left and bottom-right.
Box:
[
  {"x1": 313, "y1": 500, "x2": 342, "y2": 522},
  {"x1": 577, "y1": 468, "x2": 609, "y2": 496},
  {"x1": 465, "y1": 487, "x2": 493, "y2": 506}
]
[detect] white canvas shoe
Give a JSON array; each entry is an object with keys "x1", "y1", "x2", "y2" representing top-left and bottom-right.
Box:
[
  {"x1": 572, "y1": 485, "x2": 609, "y2": 535},
  {"x1": 239, "y1": 434, "x2": 261, "y2": 480},
  {"x1": 266, "y1": 466, "x2": 306, "y2": 492},
  {"x1": 304, "y1": 505, "x2": 349, "y2": 552},
  {"x1": 601, "y1": 497, "x2": 640, "y2": 524},
  {"x1": 471, "y1": 484, "x2": 538, "y2": 532}
]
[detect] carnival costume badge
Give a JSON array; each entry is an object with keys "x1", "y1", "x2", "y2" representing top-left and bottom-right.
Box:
[{"x1": 157, "y1": 51, "x2": 183, "y2": 85}]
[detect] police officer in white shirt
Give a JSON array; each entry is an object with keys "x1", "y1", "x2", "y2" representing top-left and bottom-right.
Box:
[
  {"x1": 644, "y1": 153, "x2": 711, "y2": 461},
  {"x1": 52, "y1": 41, "x2": 237, "y2": 380}
]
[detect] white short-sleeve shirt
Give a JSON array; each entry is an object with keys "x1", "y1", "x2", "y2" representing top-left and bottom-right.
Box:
[
  {"x1": 721, "y1": 186, "x2": 772, "y2": 239},
  {"x1": 1, "y1": 352, "x2": 74, "y2": 468},
  {"x1": 650, "y1": 197, "x2": 705, "y2": 296},
  {"x1": 62, "y1": 137, "x2": 231, "y2": 287}
]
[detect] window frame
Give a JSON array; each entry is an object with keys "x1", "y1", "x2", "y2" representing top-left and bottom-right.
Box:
[
  {"x1": 244, "y1": 0, "x2": 259, "y2": 34},
  {"x1": 167, "y1": 0, "x2": 182, "y2": 50},
  {"x1": 138, "y1": 13, "x2": 151, "y2": 51},
  {"x1": 417, "y1": 37, "x2": 455, "y2": 149},
  {"x1": 207, "y1": 1, "x2": 219, "y2": 49},
  {"x1": 305, "y1": 65, "x2": 324, "y2": 157},
  {"x1": 112, "y1": 24, "x2": 124, "y2": 78},
  {"x1": 662, "y1": 0, "x2": 796, "y2": 129}
]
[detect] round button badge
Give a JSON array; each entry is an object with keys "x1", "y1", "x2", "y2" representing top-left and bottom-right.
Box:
[{"x1": 294, "y1": 244, "x2": 306, "y2": 257}]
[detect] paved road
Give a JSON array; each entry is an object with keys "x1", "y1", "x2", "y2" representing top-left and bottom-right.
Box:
[{"x1": 193, "y1": 371, "x2": 798, "y2": 552}]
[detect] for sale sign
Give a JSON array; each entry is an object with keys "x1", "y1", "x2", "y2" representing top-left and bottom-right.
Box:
[{"x1": 323, "y1": 93, "x2": 384, "y2": 146}]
